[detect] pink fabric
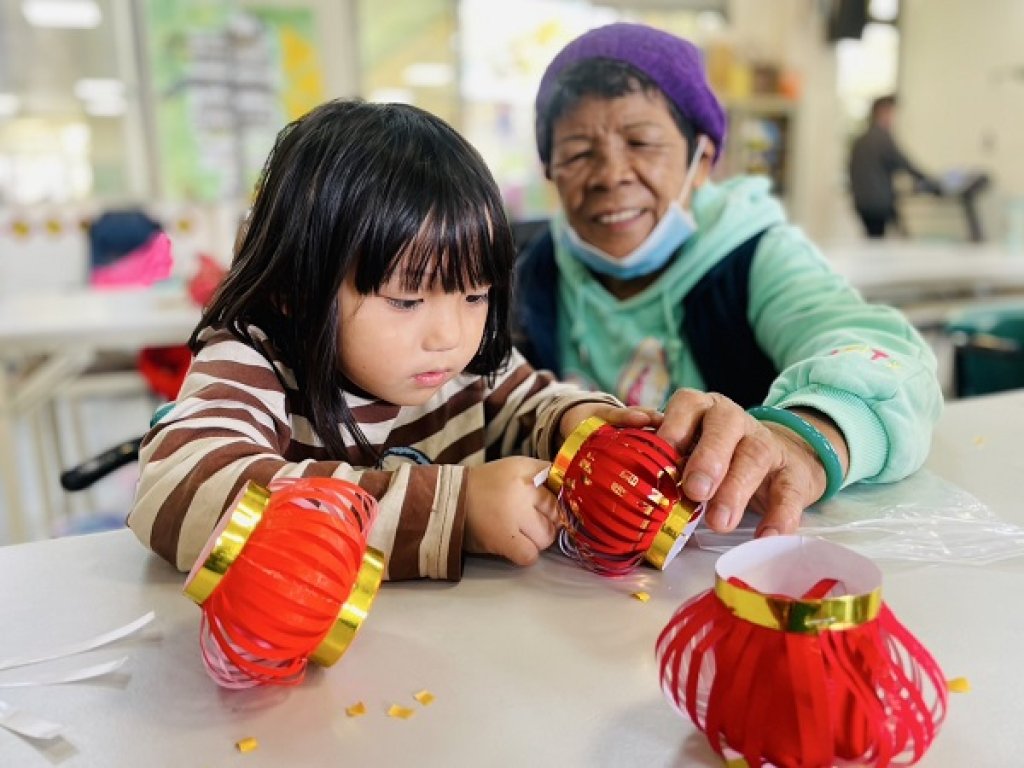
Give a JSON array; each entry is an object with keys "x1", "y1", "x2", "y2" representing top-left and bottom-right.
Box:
[{"x1": 90, "y1": 232, "x2": 173, "y2": 288}]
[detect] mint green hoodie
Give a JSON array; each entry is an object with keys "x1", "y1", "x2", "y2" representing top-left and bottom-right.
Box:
[{"x1": 552, "y1": 176, "x2": 942, "y2": 488}]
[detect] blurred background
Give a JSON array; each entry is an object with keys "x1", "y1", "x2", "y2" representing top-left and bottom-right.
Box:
[{"x1": 2, "y1": 0, "x2": 1024, "y2": 543}]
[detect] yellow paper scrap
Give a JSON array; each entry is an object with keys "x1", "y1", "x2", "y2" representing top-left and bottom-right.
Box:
[
  {"x1": 413, "y1": 689, "x2": 436, "y2": 706},
  {"x1": 631, "y1": 591, "x2": 651, "y2": 603},
  {"x1": 235, "y1": 737, "x2": 259, "y2": 753},
  {"x1": 947, "y1": 676, "x2": 971, "y2": 693},
  {"x1": 346, "y1": 701, "x2": 367, "y2": 717},
  {"x1": 972, "y1": 436, "x2": 986, "y2": 446},
  {"x1": 388, "y1": 704, "x2": 416, "y2": 720}
]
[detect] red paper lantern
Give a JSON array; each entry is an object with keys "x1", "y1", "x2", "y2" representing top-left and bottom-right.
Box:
[
  {"x1": 184, "y1": 477, "x2": 383, "y2": 688},
  {"x1": 546, "y1": 416, "x2": 704, "y2": 576},
  {"x1": 656, "y1": 536, "x2": 948, "y2": 767}
]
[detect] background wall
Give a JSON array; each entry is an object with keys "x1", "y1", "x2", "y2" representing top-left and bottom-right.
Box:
[
  {"x1": 725, "y1": 0, "x2": 846, "y2": 242},
  {"x1": 261, "y1": 0, "x2": 359, "y2": 99},
  {"x1": 899, "y1": 0, "x2": 1024, "y2": 247}
]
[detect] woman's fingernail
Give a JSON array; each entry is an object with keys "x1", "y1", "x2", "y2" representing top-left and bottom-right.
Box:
[
  {"x1": 759, "y1": 526, "x2": 780, "y2": 537},
  {"x1": 685, "y1": 472, "x2": 712, "y2": 499},
  {"x1": 707, "y1": 503, "x2": 732, "y2": 530},
  {"x1": 727, "y1": 507, "x2": 744, "y2": 530}
]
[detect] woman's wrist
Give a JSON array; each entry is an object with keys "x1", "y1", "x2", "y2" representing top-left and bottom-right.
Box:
[
  {"x1": 786, "y1": 407, "x2": 850, "y2": 476},
  {"x1": 747, "y1": 405, "x2": 848, "y2": 502}
]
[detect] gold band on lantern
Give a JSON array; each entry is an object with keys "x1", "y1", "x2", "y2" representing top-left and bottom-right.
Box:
[
  {"x1": 310, "y1": 546, "x2": 384, "y2": 666},
  {"x1": 184, "y1": 482, "x2": 271, "y2": 605},
  {"x1": 645, "y1": 500, "x2": 699, "y2": 569},
  {"x1": 546, "y1": 416, "x2": 608, "y2": 493},
  {"x1": 714, "y1": 576, "x2": 882, "y2": 634}
]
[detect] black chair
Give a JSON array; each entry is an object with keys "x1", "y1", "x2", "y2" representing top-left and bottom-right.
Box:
[
  {"x1": 511, "y1": 218, "x2": 550, "y2": 254},
  {"x1": 60, "y1": 436, "x2": 143, "y2": 492},
  {"x1": 60, "y1": 404, "x2": 176, "y2": 492}
]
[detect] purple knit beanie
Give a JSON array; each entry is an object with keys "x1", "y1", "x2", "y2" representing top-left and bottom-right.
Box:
[{"x1": 535, "y1": 23, "x2": 726, "y2": 165}]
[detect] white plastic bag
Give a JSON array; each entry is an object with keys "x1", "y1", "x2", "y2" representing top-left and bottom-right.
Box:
[{"x1": 695, "y1": 469, "x2": 1024, "y2": 565}]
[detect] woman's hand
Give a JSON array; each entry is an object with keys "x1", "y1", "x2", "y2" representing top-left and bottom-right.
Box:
[
  {"x1": 464, "y1": 457, "x2": 560, "y2": 566},
  {"x1": 657, "y1": 389, "x2": 850, "y2": 536}
]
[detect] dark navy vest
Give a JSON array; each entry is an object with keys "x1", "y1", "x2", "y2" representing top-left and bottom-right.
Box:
[{"x1": 513, "y1": 228, "x2": 778, "y2": 408}]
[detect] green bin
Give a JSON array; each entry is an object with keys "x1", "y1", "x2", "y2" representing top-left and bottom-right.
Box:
[{"x1": 946, "y1": 304, "x2": 1024, "y2": 397}]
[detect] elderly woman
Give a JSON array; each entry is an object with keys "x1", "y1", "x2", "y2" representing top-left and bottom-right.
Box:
[{"x1": 515, "y1": 23, "x2": 942, "y2": 538}]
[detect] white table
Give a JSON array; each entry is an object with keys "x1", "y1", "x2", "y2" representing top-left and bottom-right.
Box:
[
  {"x1": 823, "y1": 242, "x2": 1024, "y2": 327},
  {"x1": 825, "y1": 241, "x2": 1024, "y2": 294},
  {"x1": 0, "y1": 392, "x2": 1022, "y2": 766},
  {"x1": 0, "y1": 286, "x2": 201, "y2": 541}
]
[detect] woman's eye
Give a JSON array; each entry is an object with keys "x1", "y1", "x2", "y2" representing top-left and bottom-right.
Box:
[
  {"x1": 385, "y1": 297, "x2": 422, "y2": 311},
  {"x1": 630, "y1": 138, "x2": 663, "y2": 149},
  {"x1": 556, "y1": 150, "x2": 591, "y2": 166},
  {"x1": 466, "y1": 292, "x2": 490, "y2": 306}
]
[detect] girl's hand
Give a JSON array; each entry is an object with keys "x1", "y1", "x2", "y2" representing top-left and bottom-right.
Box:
[
  {"x1": 656, "y1": 389, "x2": 850, "y2": 537},
  {"x1": 464, "y1": 457, "x2": 560, "y2": 565},
  {"x1": 558, "y1": 402, "x2": 662, "y2": 440}
]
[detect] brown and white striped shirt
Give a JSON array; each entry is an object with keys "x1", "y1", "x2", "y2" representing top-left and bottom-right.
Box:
[{"x1": 127, "y1": 325, "x2": 618, "y2": 580}]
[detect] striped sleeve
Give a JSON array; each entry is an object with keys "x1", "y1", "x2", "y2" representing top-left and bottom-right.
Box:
[
  {"x1": 126, "y1": 329, "x2": 466, "y2": 581},
  {"x1": 484, "y1": 348, "x2": 622, "y2": 460}
]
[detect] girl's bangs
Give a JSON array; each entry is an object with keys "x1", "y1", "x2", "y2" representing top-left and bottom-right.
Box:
[{"x1": 368, "y1": 195, "x2": 508, "y2": 295}]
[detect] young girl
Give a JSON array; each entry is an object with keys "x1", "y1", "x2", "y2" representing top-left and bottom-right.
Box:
[{"x1": 127, "y1": 99, "x2": 649, "y2": 581}]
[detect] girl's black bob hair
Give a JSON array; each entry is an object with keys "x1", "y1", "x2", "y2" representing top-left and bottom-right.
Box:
[{"x1": 191, "y1": 99, "x2": 516, "y2": 458}]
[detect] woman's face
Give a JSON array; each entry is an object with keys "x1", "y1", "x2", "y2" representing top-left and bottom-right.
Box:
[{"x1": 548, "y1": 90, "x2": 696, "y2": 259}]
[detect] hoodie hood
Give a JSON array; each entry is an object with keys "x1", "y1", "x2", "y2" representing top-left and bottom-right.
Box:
[{"x1": 688, "y1": 176, "x2": 787, "y2": 271}]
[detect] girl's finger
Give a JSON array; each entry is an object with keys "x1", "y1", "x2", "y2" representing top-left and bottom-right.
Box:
[
  {"x1": 536, "y1": 488, "x2": 561, "y2": 527},
  {"x1": 595, "y1": 406, "x2": 660, "y2": 428},
  {"x1": 501, "y1": 532, "x2": 542, "y2": 566},
  {"x1": 518, "y1": 511, "x2": 557, "y2": 553}
]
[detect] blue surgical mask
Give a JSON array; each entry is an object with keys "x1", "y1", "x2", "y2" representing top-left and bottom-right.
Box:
[{"x1": 558, "y1": 135, "x2": 709, "y2": 281}]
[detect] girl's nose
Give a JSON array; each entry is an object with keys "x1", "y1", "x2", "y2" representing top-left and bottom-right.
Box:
[{"x1": 423, "y1": 303, "x2": 463, "y2": 351}]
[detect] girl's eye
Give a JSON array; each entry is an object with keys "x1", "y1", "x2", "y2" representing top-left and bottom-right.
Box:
[
  {"x1": 466, "y1": 292, "x2": 490, "y2": 306},
  {"x1": 385, "y1": 297, "x2": 422, "y2": 311}
]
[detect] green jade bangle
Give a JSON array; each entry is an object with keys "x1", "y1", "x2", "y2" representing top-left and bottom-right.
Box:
[{"x1": 747, "y1": 405, "x2": 844, "y2": 503}]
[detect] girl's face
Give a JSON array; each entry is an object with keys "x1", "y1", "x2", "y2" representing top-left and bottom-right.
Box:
[
  {"x1": 548, "y1": 90, "x2": 708, "y2": 259},
  {"x1": 337, "y1": 267, "x2": 491, "y2": 406}
]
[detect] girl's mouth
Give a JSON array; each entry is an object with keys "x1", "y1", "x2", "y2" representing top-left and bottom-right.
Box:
[{"x1": 413, "y1": 371, "x2": 449, "y2": 387}]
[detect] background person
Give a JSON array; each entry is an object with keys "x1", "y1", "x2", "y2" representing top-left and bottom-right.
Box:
[{"x1": 849, "y1": 94, "x2": 942, "y2": 238}]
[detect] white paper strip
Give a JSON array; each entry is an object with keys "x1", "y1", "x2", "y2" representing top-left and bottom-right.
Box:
[
  {"x1": 0, "y1": 612, "x2": 154, "y2": 672},
  {"x1": 0, "y1": 700, "x2": 63, "y2": 740},
  {"x1": 533, "y1": 465, "x2": 551, "y2": 488},
  {"x1": 0, "y1": 657, "x2": 127, "y2": 688}
]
